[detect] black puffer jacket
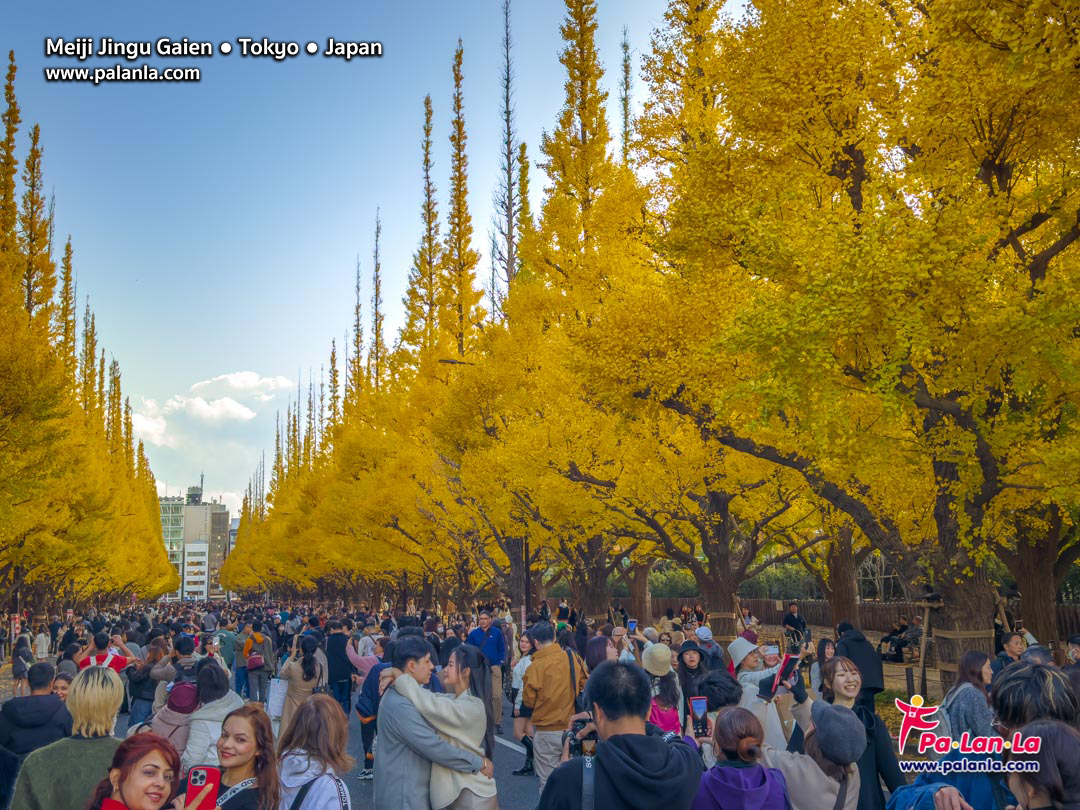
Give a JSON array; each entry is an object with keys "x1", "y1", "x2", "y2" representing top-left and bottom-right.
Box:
[{"x1": 0, "y1": 694, "x2": 72, "y2": 757}]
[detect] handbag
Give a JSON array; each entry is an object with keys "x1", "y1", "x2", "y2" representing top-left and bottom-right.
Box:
[
  {"x1": 266, "y1": 676, "x2": 288, "y2": 719},
  {"x1": 313, "y1": 664, "x2": 331, "y2": 695},
  {"x1": 567, "y1": 650, "x2": 587, "y2": 713},
  {"x1": 246, "y1": 651, "x2": 265, "y2": 670}
]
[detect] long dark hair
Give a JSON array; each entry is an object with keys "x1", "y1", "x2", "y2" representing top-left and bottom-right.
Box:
[
  {"x1": 651, "y1": 672, "x2": 681, "y2": 710},
  {"x1": 278, "y1": 694, "x2": 355, "y2": 774},
  {"x1": 84, "y1": 734, "x2": 181, "y2": 810},
  {"x1": 452, "y1": 644, "x2": 494, "y2": 759},
  {"x1": 223, "y1": 705, "x2": 280, "y2": 810},
  {"x1": 584, "y1": 636, "x2": 612, "y2": 672},
  {"x1": 953, "y1": 650, "x2": 991, "y2": 702},
  {"x1": 300, "y1": 635, "x2": 319, "y2": 681},
  {"x1": 1003, "y1": 720, "x2": 1080, "y2": 807}
]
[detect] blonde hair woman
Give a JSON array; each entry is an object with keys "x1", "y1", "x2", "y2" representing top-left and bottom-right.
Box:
[{"x1": 10, "y1": 666, "x2": 124, "y2": 810}]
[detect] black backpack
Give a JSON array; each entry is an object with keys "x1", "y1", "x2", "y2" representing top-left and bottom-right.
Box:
[{"x1": 174, "y1": 660, "x2": 199, "y2": 685}]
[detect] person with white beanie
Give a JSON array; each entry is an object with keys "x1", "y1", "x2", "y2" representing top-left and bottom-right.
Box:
[{"x1": 728, "y1": 637, "x2": 796, "y2": 749}]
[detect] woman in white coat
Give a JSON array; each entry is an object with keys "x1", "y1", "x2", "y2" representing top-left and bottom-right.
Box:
[
  {"x1": 728, "y1": 636, "x2": 806, "y2": 750},
  {"x1": 181, "y1": 659, "x2": 245, "y2": 775},
  {"x1": 388, "y1": 642, "x2": 498, "y2": 809}
]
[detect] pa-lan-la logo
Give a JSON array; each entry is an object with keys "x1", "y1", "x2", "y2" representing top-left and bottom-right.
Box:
[{"x1": 894, "y1": 694, "x2": 1041, "y2": 756}]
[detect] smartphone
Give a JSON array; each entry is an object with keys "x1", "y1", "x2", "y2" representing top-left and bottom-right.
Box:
[
  {"x1": 186, "y1": 766, "x2": 221, "y2": 810},
  {"x1": 581, "y1": 738, "x2": 597, "y2": 756},
  {"x1": 690, "y1": 695, "x2": 709, "y2": 736},
  {"x1": 627, "y1": 619, "x2": 637, "y2": 633},
  {"x1": 764, "y1": 645, "x2": 779, "y2": 656}
]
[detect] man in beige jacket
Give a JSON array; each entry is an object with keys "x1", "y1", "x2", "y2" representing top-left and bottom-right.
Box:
[{"x1": 519, "y1": 620, "x2": 587, "y2": 793}]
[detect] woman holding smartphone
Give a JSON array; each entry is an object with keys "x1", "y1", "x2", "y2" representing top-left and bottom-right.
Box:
[
  {"x1": 85, "y1": 734, "x2": 185, "y2": 810},
  {"x1": 173, "y1": 705, "x2": 280, "y2": 810}
]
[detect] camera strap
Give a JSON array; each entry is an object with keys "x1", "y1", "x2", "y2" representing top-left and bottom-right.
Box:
[{"x1": 581, "y1": 755, "x2": 595, "y2": 810}]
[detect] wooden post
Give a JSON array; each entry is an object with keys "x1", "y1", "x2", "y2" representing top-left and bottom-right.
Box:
[
  {"x1": 905, "y1": 666, "x2": 915, "y2": 700},
  {"x1": 916, "y1": 602, "x2": 933, "y2": 696}
]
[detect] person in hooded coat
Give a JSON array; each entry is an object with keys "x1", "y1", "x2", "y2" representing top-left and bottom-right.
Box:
[
  {"x1": 0, "y1": 663, "x2": 72, "y2": 757},
  {"x1": 692, "y1": 706, "x2": 790, "y2": 810},
  {"x1": 539, "y1": 661, "x2": 703, "y2": 810},
  {"x1": 834, "y1": 622, "x2": 882, "y2": 712},
  {"x1": 277, "y1": 695, "x2": 352, "y2": 809}
]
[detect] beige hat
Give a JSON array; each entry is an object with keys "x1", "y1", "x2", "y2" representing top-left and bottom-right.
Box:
[
  {"x1": 643, "y1": 643, "x2": 674, "y2": 677},
  {"x1": 727, "y1": 636, "x2": 758, "y2": 669}
]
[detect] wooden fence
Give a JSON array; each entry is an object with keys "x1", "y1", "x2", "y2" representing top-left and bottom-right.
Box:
[{"x1": 537, "y1": 596, "x2": 1080, "y2": 639}]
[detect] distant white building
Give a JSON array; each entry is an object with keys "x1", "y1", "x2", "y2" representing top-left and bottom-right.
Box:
[{"x1": 159, "y1": 479, "x2": 231, "y2": 601}]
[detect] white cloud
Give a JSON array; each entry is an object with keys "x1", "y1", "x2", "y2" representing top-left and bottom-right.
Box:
[
  {"x1": 132, "y1": 410, "x2": 177, "y2": 447},
  {"x1": 191, "y1": 371, "x2": 292, "y2": 398},
  {"x1": 165, "y1": 395, "x2": 256, "y2": 423}
]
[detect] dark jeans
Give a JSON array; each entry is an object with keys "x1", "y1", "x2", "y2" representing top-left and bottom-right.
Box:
[
  {"x1": 331, "y1": 679, "x2": 351, "y2": 716},
  {"x1": 360, "y1": 716, "x2": 377, "y2": 769},
  {"x1": 129, "y1": 698, "x2": 154, "y2": 727},
  {"x1": 235, "y1": 666, "x2": 249, "y2": 698}
]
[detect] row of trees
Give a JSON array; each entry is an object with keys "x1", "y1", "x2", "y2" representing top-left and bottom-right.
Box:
[
  {"x1": 0, "y1": 52, "x2": 178, "y2": 612},
  {"x1": 223, "y1": 0, "x2": 1080, "y2": 678}
]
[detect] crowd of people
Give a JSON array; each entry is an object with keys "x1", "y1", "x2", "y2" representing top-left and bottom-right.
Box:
[{"x1": 0, "y1": 599, "x2": 1078, "y2": 810}]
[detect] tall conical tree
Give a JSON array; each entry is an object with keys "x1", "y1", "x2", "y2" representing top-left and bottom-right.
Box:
[
  {"x1": 536, "y1": 0, "x2": 615, "y2": 296},
  {"x1": 620, "y1": 26, "x2": 632, "y2": 166},
  {"x1": 326, "y1": 340, "x2": 340, "y2": 439},
  {"x1": 442, "y1": 40, "x2": 484, "y2": 357},
  {"x1": 79, "y1": 301, "x2": 98, "y2": 415},
  {"x1": 97, "y1": 348, "x2": 106, "y2": 423},
  {"x1": 344, "y1": 255, "x2": 365, "y2": 411},
  {"x1": 123, "y1": 395, "x2": 135, "y2": 473},
  {"x1": 55, "y1": 237, "x2": 77, "y2": 384},
  {"x1": 398, "y1": 95, "x2": 444, "y2": 368},
  {"x1": 515, "y1": 141, "x2": 534, "y2": 279},
  {"x1": 105, "y1": 357, "x2": 123, "y2": 453},
  {"x1": 0, "y1": 51, "x2": 19, "y2": 256},
  {"x1": 369, "y1": 209, "x2": 387, "y2": 389},
  {"x1": 19, "y1": 124, "x2": 56, "y2": 325},
  {"x1": 492, "y1": 0, "x2": 520, "y2": 302}
]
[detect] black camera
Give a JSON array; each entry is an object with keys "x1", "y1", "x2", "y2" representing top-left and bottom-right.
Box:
[
  {"x1": 787, "y1": 627, "x2": 811, "y2": 654},
  {"x1": 563, "y1": 716, "x2": 598, "y2": 757}
]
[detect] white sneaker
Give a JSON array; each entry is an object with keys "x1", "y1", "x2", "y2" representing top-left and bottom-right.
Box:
[{"x1": 355, "y1": 769, "x2": 373, "y2": 781}]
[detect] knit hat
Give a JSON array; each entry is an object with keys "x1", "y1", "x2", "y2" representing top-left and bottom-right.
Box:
[
  {"x1": 810, "y1": 701, "x2": 867, "y2": 765},
  {"x1": 696, "y1": 626, "x2": 714, "y2": 642},
  {"x1": 739, "y1": 628, "x2": 759, "y2": 645},
  {"x1": 167, "y1": 681, "x2": 199, "y2": 714},
  {"x1": 643, "y1": 643, "x2": 674, "y2": 677},
  {"x1": 727, "y1": 636, "x2": 758, "y2": 669}
]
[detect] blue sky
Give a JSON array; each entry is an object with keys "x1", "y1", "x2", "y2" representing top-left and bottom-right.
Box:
[{"x1": 5, "y1": 0, "x2": 679, "y2": 516}]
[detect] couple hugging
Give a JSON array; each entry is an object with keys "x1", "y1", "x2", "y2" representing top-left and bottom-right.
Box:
[{"x1": 373, "y1": 636, "x2": 498, "y2": 810}]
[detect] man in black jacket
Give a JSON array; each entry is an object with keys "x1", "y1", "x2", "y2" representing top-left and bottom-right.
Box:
[
  {"x1": 325, "y1": 620, "x2": 353, "y2": 716},
  {"x1": 538, "y1": 661, "x2": 703, "y2": 810},
  {"x1": 0, "y1": 663, "x2": 72, "y2": 757}
]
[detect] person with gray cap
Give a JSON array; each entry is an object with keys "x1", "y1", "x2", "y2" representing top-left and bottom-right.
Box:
[
  {"x1": 748, "y1": 669, "x2": 864, "y2": 810},
  {"x1": 695, "y1": 626, "x2": 727, "y2": 671}
]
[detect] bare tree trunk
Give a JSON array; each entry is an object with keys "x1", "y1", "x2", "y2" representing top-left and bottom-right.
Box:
[{"x1": 626, "y1": 561, "x2": 654, "y2": 622}]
